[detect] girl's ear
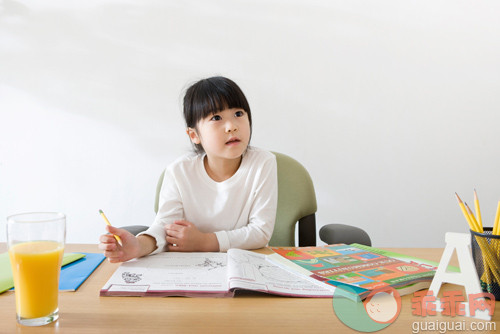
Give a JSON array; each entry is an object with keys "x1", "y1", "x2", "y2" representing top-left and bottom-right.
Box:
[{"x1": 186, "y1": 128, "x2": 201, "y2": 144}]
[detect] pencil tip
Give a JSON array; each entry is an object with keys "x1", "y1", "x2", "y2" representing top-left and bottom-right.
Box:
[{"x1": 99, "y1": 209, "x2": 103, "y2": 214}]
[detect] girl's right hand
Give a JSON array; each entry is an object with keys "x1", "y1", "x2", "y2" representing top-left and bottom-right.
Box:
[{"x1": 98, "y1": 225, "x2": 140, "y2": 263}]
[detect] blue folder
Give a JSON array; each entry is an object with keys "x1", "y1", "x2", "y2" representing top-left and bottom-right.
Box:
[{"x1": 59, "y1": 253, "x2": 106, "y2": 291}]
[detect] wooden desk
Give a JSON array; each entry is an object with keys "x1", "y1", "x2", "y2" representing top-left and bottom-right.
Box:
[{"x1": 0, "y1": 245, "x2": 498, "y2": 333}]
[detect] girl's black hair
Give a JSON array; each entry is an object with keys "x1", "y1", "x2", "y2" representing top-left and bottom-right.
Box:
[{"x1": 183, "y1": 76, "x2": 252, "y2": 153}]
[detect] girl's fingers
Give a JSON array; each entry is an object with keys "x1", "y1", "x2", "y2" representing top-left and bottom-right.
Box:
[
  {"x1": 99, "y1": 234, "x2": 117, "y2": 244},
  {"x1": 106, "y1": 226, "x2": 131, "y2": 243},
  {"x1": 167, "y1": 242, "x2": 182, "y2": 252},
  {"x1": 104, "y1": 249, "x2": 123, "y2": 259},
  {"x1": 165, "y1": 223, "x2": 182, "y2": 233},
  {"x1": 98, "y1": 242, "x2": 116, "y2": 251},
  {"x1": 106, "y1": 224, "x2": 120, "y2": 234},
  {"x1": 173, "y1": 220, "x2": 190, "y2": 226},
  {"x1": 166, "y1": 236, "x2": 179, "y2": 245},
  {"x1": 107, "y1": 256, "x2": 123, "y2": 263},
  {"x1": 166, "y1": 228, "x2": 181, "y2": 238}
]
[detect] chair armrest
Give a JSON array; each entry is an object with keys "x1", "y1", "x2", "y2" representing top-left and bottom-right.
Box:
[
  {"x1": 298, "y1": 213, "x2": 317, "y2": 247},
  {"x1": 119, "y1": 225, "x2": 149, "y2": 236},
  {"x1": 319, "y1": 223, "x2": 371, "y2": 246}
]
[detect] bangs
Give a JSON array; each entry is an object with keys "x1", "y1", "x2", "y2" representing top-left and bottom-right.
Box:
[
  {"x1": 192, "y1": 88, "x2": 232, "y2": 119},
  {"x1": 184, "y1": 76, "x2": 251, "y2": 128}
]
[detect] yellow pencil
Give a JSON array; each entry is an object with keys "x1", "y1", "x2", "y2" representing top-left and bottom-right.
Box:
[
  {"x1": 455, "y1": 193, "x2": 477, "y2": 231},
  {"x1": 99, "y1": 210, "x2": 122, "y2": 245},
  {"x1": 493, "y1": 200, "x2": 500, "y2": 236},
  {"x1": 465, "y1": 202, "x2": 483, "y2": 233},
  {"x1": 492, "y1": 200, "x2": 500, "y2": 253},
  {"x1": 474, "y1": 189, "x2": 483, "y2": 231}
]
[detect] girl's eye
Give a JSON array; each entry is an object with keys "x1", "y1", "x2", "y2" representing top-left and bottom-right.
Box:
[
  {"x1": 210, "y1": 115, "x2": 222, "y2": 121},
  {"x1": 235, "y1": 111, "x2": 245, "y2": 117}
]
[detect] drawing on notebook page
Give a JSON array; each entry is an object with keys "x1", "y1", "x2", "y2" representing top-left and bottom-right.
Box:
[
  {"x1": 196, "y1": 258, "x2": 225, "y2": 271},
  {"x1": 122, "y1": 272, "x2": 142, "y2": 284}
]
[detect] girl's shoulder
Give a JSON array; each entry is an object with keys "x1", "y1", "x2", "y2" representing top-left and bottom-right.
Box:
[
  {"x1": 243, "y1": 147, "x2": 277, "y2": 165},
  {"x1": 166, "y1": 152, "x2": 202, "y2": 173}
]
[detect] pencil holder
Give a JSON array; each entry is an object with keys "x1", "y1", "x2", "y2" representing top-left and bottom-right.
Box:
[{"x1": 470, "y1": 227, "x2": 500, "y2": 300}]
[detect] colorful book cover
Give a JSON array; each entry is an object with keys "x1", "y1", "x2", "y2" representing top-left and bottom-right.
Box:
[
  {"x1": 350, "y1": 243, "x2": 460, "y2": 272},
  {"x1": 270, "y1": 245, "x2": 435, "y2": 299}
]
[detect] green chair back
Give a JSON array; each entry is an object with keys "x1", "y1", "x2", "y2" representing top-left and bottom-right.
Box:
[{"x1": 269, "y1": 152, "x2": 317, "y2": 246}]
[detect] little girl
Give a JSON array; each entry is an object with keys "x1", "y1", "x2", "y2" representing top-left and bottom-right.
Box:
[{"x1": 99, "y1": 76, "x2": 278, "y2": 262}]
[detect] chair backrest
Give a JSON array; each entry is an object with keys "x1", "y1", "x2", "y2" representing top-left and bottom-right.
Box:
[
  {"x1": 154, "y1": 151, "x2": 317, "y2": 247},
  {"x1": 269, "y1": 152, "x2": 317, "y2": 246}
]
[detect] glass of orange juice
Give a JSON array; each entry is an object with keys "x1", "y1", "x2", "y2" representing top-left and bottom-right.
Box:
[{"x1": 7, "y1": 212, "x2": 66, "y2": 326}]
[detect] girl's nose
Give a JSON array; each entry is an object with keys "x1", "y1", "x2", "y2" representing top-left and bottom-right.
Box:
[{"x1": 225, "y1": 121, "x2": 238, "y2": 133}]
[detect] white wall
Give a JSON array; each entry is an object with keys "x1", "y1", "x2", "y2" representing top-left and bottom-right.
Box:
[{"x1": 1, "y1": 1, "x2": 499, "y2": 247}]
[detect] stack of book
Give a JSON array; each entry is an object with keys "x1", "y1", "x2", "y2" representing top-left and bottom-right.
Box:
[{"x1": 268, "y1": 244, "x2": 443, "y2": 299}]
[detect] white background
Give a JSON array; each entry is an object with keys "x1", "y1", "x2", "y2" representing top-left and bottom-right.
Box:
[{"x1": 1, "y1": 1, "x2": 499, "y2": 247}]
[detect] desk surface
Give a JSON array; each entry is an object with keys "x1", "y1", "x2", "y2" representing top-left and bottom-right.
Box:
[{"x1": 0, "y1": 244, "x2": 498, "y2": 333}]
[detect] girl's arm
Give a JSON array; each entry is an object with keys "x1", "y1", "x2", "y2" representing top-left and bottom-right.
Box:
[{"x1": 137, "y1": 165, "x2": 185, "y2": 255}]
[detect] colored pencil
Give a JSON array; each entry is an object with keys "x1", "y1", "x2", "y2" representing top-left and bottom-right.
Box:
[{"x1": 99, "y1": 210, "x2": 122, "y2": 246}]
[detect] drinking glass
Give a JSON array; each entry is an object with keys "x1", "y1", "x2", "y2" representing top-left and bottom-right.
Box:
[{"x1": 7, "y1": 212, "x2": 66, "y2": 326}]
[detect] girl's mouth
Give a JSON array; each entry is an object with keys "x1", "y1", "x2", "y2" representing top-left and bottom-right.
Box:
[{"x1": 226, "y1": 138, "x2": 241, "y2": 145}]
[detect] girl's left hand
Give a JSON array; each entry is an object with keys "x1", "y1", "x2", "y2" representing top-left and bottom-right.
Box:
[{"x1": 165, "y1": 220, "x2": 219, "y2": 252}]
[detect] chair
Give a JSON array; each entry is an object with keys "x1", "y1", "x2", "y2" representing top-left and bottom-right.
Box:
[
  {"x1": 319, "y1": 224, "x2": 371, "y2": 246},
  {"x1": 121, "y1": 152, "x2": 371, "y2": 247}
]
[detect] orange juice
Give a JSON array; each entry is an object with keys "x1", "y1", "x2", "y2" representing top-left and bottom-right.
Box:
[{"x1": 9, "y1": 241, "x2": 64, "y2": 319}]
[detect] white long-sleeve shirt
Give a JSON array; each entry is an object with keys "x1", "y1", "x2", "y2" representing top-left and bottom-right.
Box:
[{"x1": 139, "y1": 147, "x2": 278, "y2": 253}]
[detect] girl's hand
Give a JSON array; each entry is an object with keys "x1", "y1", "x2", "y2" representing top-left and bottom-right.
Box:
[
  {"x1": 165, "y1": 220, "x2": 219, "y2": 252},
  {"x1": 98, "y1": 225, "x2": 141, "y2": 263}
]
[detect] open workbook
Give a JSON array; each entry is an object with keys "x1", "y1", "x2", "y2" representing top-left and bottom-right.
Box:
[{"x1": 100, "y1": 248, "x2": 336, "y2": 297}]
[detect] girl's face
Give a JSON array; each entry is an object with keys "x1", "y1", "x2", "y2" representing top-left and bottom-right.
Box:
[{"x1": 187, "y1": 108, "x2": 251, "y2": 163}]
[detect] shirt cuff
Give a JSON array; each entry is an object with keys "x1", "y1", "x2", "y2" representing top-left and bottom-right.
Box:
[
  {"x1": 215, "y1": 231, "x2": 230, "y2": 252},
  {"x1": 137, "y1": 224, "x2": 166, "y2": 255}
]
